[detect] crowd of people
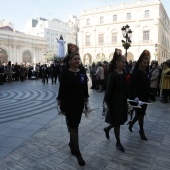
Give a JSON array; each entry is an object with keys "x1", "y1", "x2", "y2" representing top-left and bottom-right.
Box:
[
  {"x1": 89, "y1": 55, "x2": 170, "y2": 103},
  {"x1": 1, "y1": 44, "x2": 170, "y2": 166},
  {"x1": 0, "y1": 60, "x2": 65, "y2": 85}
]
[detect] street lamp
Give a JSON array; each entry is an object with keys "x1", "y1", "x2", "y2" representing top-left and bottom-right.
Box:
[{"x1": 121, "y1": 25, "x2": 132, "y2": 59}]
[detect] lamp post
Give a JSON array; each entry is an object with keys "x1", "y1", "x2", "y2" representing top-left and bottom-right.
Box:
[
  {"x1": 155, "y1": 43, "x2": 158, "y2": 61},
  {"x1": 121, "y1": 25, "x2": 132, "y2": 59}
]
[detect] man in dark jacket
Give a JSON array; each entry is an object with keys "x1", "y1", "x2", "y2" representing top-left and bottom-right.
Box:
[{"x1": 0, "y1": 61, "x2": 4, "y2": 85}]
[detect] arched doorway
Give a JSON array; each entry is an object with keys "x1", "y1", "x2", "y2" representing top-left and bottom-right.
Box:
[
  {"x1": 96, "y1": 53, "x2": 105, "y2": 62},
  {"x1": 23, "y1": 51, "x2": 32, "y2": 64},
  {"x1": 83, "y1": 53, "x2": 92, "y2": 65},
  {"x1": 0, "y1": 48, "x2": 8, "y2": 64}
]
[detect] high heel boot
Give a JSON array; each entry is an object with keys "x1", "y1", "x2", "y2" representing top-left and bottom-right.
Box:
[
  {"x1": 70, "y1": 128, "x2": 85, "y2": 166},
  {"x1": 127, "y1": 121, "x2": 133, "y2": 132},
  {"x1": 139, "y1": 130, "x2": 148, "y2": 140},
  {"x1": 103, "y1": 127, "x2": 110, "y2": 140},
  {"x1": 69, "y1": 142, "x2": 76, "y2": 155}
]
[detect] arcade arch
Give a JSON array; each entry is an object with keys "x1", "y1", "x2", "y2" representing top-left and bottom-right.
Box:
[
  {"x1": 96, "y1": 53, "x2": 105, "y2": 62},
  {"x1": 83, "y1": 53, "x2": 92, "y2": 65},
  {"x1": 22, "y1": 51, "x2": 32, "y2": 64},
  {"x1": 0, "y1": 48, "x2": 8, "y2": 64}
]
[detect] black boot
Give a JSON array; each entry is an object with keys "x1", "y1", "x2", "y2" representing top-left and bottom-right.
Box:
[
  {"x1": 116, "y1": 142, "x2": 125, "y2": 152},
  {"x1": 68, "y1": 142, "x2": 76, "y2": 155},
  {"x1": 103, "y1": 128, "x2": 110, "y2": 140},
  {"x1": 139, "y1": 130, "x2": 148, "y2": 140},
  {"x1": 103, "y1": 124, "x2": 114, "y2": 140},
  {"x1": 127, "y1": 121, "x2": 133, "y2": 132},
  {"x1": 70, "y1": 128, "x2": 85, "y2": 166}
]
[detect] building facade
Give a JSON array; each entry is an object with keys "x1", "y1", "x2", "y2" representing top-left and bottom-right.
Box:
[
  {"x1": 24, "y1": 16, "x2": 78, "y2": 59},
  {"x1": 0, "y1": 25, "x2": 47, "y2": 64},
  {"x1": 78, "y1": 0, "x2": 170, "y2": 64}
]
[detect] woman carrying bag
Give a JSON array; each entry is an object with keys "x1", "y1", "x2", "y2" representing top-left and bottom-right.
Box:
[{"x1": 57, "y1": 43, "x2": 89, "y2": 166}]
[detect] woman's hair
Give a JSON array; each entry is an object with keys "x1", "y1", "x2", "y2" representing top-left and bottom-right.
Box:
[
  {"x1": 64, "y1": 52, "x2": 79, "y2": 69},
  {"x1": 8, "y1": 61, "x2": 11, "y2": 66},
  {"x1": 109, "y1": 48, "x2": 123, "y2": 73},
  {"x1": 134, "y1": 50, "x2": 150, "y2": 71}
]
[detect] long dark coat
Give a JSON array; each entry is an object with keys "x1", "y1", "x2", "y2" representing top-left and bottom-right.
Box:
[
  {"x1": 57, "y1": 69, "x2": 89, "y2": 128},
  {"x1": 130, "y1": 68, "x2": 150, "y2": 114},
  {"x1": 104, "y1": 70, "x2": 128, "y2": 125}
]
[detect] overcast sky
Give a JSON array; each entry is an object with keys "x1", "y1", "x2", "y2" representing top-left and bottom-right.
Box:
[{"x1": 0, "y1": 0, "x2": 169, "y2": 31}]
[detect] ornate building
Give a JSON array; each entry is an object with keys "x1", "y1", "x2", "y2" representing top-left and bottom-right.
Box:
[
  {"x1": 24, "y1": 16, "x2": 79, "y2": 58},
  {"x1": 78, "y1": 0, "x2": 170, "y2": 64},
  {"x1": 0, "y1": 25, "x2": 47, "y2": 64}
]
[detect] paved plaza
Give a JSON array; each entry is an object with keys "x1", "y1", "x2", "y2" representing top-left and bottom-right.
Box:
[{"x1": 0, "y1": 79, "x2": 170, "y2": 170}]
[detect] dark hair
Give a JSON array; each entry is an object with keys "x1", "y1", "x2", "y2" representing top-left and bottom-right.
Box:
[
  {"x1": 134, "y1": 50, "x2": 150, "y2": 71},
  {"x1": 64, "y1": 52, "x2": 79, "y2": 69},
  {"x1": 8, "y1": 61, "x2": 11, "y2": 66},
  {"x1": 109, "y1": 49, "x2": 123, "y2": 73}
]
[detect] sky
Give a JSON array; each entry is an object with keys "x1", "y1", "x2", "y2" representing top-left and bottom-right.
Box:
[{"x1": 0, "y1": 0, "x2": 169, "y2": 31}]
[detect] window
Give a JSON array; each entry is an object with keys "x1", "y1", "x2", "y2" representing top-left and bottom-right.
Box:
[
  {"x1": 112, "y1": 33, "x2": 117, "y2": 44},
  {"x1": 100, "y1": 17, "x2": 104, "y2": 24},
  {"x1": 143, "y1": 31, "x2": 149, "y2": 43},
  {"x1": 144, "y1": 10, "x2": 149, "y2": 18},
  {"x1": 127, "y1": 13, "x2": 131, "y2": 20},
  {"x1": 113, "y1": 15, "x2": 117, "y2": 21},
  {"x1": 98, "y1": 33, "x2": 104, "y2": 45},
  {"x1": 85, "y1": 35, "x2": 90, "y2": 46},
  {"x1": 86, "y1": 18, "x2": 90, "y2": 25}
]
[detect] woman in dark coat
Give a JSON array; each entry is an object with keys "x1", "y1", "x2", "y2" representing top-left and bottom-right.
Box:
[
  {"x1": 128, "y1": 50, "x2": 150, "y2": 140},
  {"x1": 103, "y1": 49, "x2": 128, "y2": 152},
  {"x1": 57, "y1": 43, "x2": 89, "y2": 166}
]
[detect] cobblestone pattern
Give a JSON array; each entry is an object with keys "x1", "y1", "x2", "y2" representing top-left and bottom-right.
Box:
[{"x1": 0, "y1": 80, "x2": 170, "y2": 169}]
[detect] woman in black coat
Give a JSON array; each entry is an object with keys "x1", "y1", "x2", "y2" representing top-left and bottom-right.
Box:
[
  {"x1": 57, "y1": 43, "x2": 89, "y2": 166},
  {"x1": 103, "y1": 49, "x2": 128, "y2": 152},
  {"x1": 128, "y1": 50, "x2": 150, "y2": 140}
]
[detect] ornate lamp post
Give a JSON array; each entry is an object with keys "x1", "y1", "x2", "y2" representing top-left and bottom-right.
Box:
[{"x1": 121, "y1": 25, "x2": 132, "y2": 59}]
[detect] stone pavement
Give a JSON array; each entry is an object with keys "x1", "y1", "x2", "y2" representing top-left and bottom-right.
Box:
[{"x1": 0, "y1": 79, "x2": 170, "y2": 170}]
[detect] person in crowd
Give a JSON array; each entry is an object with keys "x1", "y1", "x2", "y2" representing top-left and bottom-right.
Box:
[
  {"x1": 28, "y1": 65, "x2": 33, "y2": 79},
  {"x1": 50, "y1": 62, "x2": 60, "y2": 84},
  {"x1": 159, "y1": 61, "x2": 170, "y2": 103},
  {"x1": 35, "y1": 63, "x2": 40, "y2": 79},
  {"x1": 20, "y1": 66, "x2": 25, "y2": 82},
  {"x1": 96, "y1": 62, "x2": 104, "y2": 92},
  {"x1": 0, "y1": 61, "x2": 4, "y2": 85},
  {"x1": 6, "y1": 61, "x2": 13, "y2": 84},
  {"x1": 103, "y1": 63, "x2": 109, "y2": 91},
  {"x1": 150, "y1": 62, "x2": 160, "y2": 98},
  {"x1": 89, "y1": 62, "x2": 96, "y2": 89},
  {"x1": 103, "y1": 48, "x2": 128, "y2": 152},
  {"x1": 14, "y1": 63, "x2": 20, "y2": 81},
  {"x1": 57, "y1": 43, "x2": 89, "y2": 166},
  {"x1": 128, "y1": 50, "x2": 150, "y2": 140},
  {"x1": 42, "y1": 64, "x2": 49, "y2": 84}
]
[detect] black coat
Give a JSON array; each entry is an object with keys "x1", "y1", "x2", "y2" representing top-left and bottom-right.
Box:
[
  {"x1": 104, "y1": 70, "x2": 128, "y2": 125},
  {"x1": 131, "y1": 69, "x2": 150, "y2": 102},
  {"x1": 57, "y1": 69, "x2": 89, "y2": 127},
  {"x1": 130, "y1": 68, "x2": 150, "y2": 114}
]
